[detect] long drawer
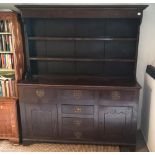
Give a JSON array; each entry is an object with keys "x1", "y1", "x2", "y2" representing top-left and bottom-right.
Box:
[
  {"x1": 19, "y1": 87, "x2": 58, "y2": 103},
  {"x1": 59, "y1": 90, "x2": 97, "y2": 101},
  {"x1": 100, "y1": 90, "x2": 137, "y2": 101}
]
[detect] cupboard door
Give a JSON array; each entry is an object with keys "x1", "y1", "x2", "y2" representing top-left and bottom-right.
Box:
[
  {"x1": 23, "y1": 103, "x2": 58, "y2": 140},
  {"x1": 0, "y1": 103, "x2": 13, "y2": 137},
  {"x1": 0, "y1": 101, "x2": 18, "y2": 139},
  {"x1": 98, "y1": 106, "x2": 133, "y2": 143}
]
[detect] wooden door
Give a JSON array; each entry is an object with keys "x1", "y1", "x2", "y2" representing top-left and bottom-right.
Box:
[
  {"x1": 23, "y1": 102, "x2": 58, "y2": 140},
  {"x1": 19, "y1": 87, "x2": 58, "y2": 140},
  {"x1": 98, "y1": 106, "x2": 133, "y2": 143},
  {"x1": 0, "y1": 100, "x2": 18, "y2": 141},
  {"x1": 0, "y1": 103, "x2": 13, "y2": 138}
]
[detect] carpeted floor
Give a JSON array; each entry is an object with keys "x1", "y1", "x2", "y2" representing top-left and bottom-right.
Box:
[{"x1": 0, "y1": 140, "x2": 119, "y2": 152}]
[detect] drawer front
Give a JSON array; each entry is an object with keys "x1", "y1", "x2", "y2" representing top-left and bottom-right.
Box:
[
  {"x1": 62, "y1": 129, "x2": 94, "y2": 140},
  {"x1": 62, "y1": 117, "x2": 94, "y2": 129},
  {"x1": 61, "y1": 105, "x2": 94, "y2": 115},
  {"x1": 100, "y1": 90, "x2": 136, "y2": 101},
  {"x1": 59, "y1": 90, "x2": 97, "y2": 101},
  {"x1": 19, "y1": 87, "x2": 58, "y2": 103}
]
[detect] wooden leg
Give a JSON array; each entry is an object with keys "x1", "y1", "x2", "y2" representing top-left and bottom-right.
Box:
[
  {"x1": 22, "y1": 141, "x2": 32, "y2": 146},
  {"x1": 9, "y1": 138, "x2": 20, "y2": 145}
]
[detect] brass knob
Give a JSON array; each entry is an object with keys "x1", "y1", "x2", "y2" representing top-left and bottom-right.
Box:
[
  {"x1": 36, "y1": 89, "x2": 45, "y2": 98},
  {"x1": 74, "y1": 106, "x2": 82, "y2": 113},
  {"x1": 111, "y1": 91, "x2": 121, "y2": 100}
]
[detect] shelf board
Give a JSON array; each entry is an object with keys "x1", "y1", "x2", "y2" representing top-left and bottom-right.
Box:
[
  {"x1": 31, "y1": 74, "x2": 135, "y2": 86},
  {"x1": 33, "y1": 74, "x2": 134, "y2": 79},
  {"x1": 28, "y1": 37, "x2": 137, "y2": 41},
  {"x1": 0, "y1": 51, "x2": 13, "y2": 53},
  {"x1": 29, "y1": 57, "x2": 135, "y2": 62},
  {"x1": 0, "y1": 32, "x2": 11, "y2": 35}
]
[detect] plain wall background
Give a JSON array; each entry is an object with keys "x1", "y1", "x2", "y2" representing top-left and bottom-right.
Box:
[
  {"x1": 137, "y1": 4, "x2": 155, "y2": 129},
  {"x1": 0, "y1": 3, "x2": 155, "y2": 130}
]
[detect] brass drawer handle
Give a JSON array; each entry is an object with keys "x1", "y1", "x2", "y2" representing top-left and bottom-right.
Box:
[
  {"x1": 111, "y1": 91, "x2": 121, "y2": 100},
  {"x1": 36, "y1": 89, "x2": 45, "y2": 98},
  {"x1": 74, "y1": 131, "x2": 82, "y2": 139},
  {"x1": 73, "y1": 90, "x2": 82, "y2": 99},
  {"x1": 74, "y1": 106, "x2": 82, "y2": 113},
  {"x1": 72, "y1": 120, "x2": 81, "y2": 126}
]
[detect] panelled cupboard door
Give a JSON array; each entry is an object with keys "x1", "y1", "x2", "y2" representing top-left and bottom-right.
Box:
[
  {"x1": 98, "y1": 106, "x2": 133, "y2": 143},
  {"x1": 0, "y1": 103, "x2": 13, "y2": 137},
  {"x1": 0, "y1": 102, "x2": 18, "y2": 139},
  {"x1": 23, "y1": 103, "x2": 58, "y2": 140},
  {"x1": 19, "y1": 87, "x2": 58, "y2": 140}
]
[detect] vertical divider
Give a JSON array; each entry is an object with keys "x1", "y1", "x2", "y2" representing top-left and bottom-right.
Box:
[
  {"x1": 103, "y1": 19, "x2": 106, "y2": 76},
  {"x1": 74, "y1": 19, "x2": 77, "y2": 76},
  {"x1": 44, "y1": 19, "x2": 49, "y2": 75}
]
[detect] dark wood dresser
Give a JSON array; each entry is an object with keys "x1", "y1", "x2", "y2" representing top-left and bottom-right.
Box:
[{"x1": 16, "y1": 5, "x2": 147, "y2": 148}]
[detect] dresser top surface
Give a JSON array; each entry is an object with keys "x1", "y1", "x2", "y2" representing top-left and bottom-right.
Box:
[
  {"x1": 16, "y1": 5, "x2": 148, "y2": 9},
  {"x1": 18, "y1": 78, "x2": 141, "y2": 90}
]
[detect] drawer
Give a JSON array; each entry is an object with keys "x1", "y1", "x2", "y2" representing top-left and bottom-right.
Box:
[
  {"x1": 62, "y1": 129, "x2": 94, "y2": 140},
  {"x1": 59, "y1": 90, "x2": 97, "y2": 101},
  {"x1": 61, "y1": 105, "x2": 94, "y2": 115},
  {"x1": 19, "y1": 87, "x2": 58, "y2": 103},
  {"x1": 62, "y1": 117, "x2": 94, "y2": 129},
  {"x1": 100, "y1": 90, "x2": 136, "y2": 101}
]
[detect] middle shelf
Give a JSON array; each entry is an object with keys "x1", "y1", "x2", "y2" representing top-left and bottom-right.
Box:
[
  {"x1": 28, "y1": 37, "x2": 137, "y2": 41},
  {"x1": 29, "y1": 57, "x2": 135, "y2": 62}
]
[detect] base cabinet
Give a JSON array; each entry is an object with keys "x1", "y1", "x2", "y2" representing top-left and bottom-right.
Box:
[
  {"x1": 0, "y1": 98, "x2": 19, "y2": 143},
  {"x1": 18, "y1": 85, "x2": 139, "y2": 146}
]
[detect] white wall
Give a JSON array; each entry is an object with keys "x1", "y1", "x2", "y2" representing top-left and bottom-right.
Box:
[
  {"x1": 0, "y1": 4, "x2": 19, "y2": 12},
  {"x1": 141, "y1": 73, "x2": 155, "y2": 151},
  {"x1": 137, "y1": 4, "x2": 155, "y2": 129}
]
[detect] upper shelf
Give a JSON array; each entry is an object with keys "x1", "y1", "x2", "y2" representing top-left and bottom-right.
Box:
[{"x1": 28, "y1": 37, "x2": 137, "y2": 41}]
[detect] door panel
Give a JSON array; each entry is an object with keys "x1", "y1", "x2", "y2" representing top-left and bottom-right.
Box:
[
  {"x1": 24, "y1": 103, "x2": 58, "y2": 140},
  {"x1": 99, "y1": 106, "x2": 133, "y2": 142}
]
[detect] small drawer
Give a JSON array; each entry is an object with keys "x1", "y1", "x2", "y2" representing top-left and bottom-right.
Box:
[
  {"x1": 62, "y1": 129, "x2": 94, "y2": 140},
  {"x1": 19, "y1": 87, "x2": 58, "y2": 103},
  {"x1": 61, "y1": 105, "x2": 94, "y2": 115},
  {"x1": 100, "y1": 90, "x2": 136, "y2": 101},
  {"x1": 62, "y1": 117, "x2": 94, "y2": 129},
  {"x1": 59, "y1": 90, "x2": 96, "y2": 100}
]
